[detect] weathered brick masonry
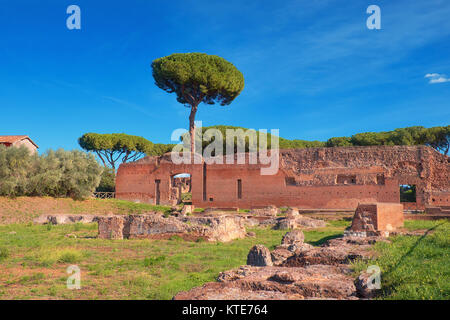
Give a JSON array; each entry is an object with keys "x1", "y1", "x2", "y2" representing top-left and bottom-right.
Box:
[{"x1": 116, "y1": 146, "x2": 450, "y2": 210}]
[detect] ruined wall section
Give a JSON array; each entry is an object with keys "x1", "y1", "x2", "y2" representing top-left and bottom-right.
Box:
[
  {"x1": 421, "y1": 147, "x2": 450, "y2": 207},
  {"x1": 279, "y1": 146, "x2": 449, "y2": 209},
  {"x1": 279, "y1": 146, "x2": 426, "y2": 186},
  {"x1": 116, "y1": 146, "x2": 449, "y2": 210},
  {"x1": 115, "y1": 156, "x2": 159, "y2": 203},
  {"x1": 116, "y1": 154, "x2": 203, "y2": 205}
]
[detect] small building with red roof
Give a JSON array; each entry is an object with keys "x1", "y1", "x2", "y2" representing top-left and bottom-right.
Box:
[{"x1": 0, "y1": 135, "x2": 39, "y2": 154}]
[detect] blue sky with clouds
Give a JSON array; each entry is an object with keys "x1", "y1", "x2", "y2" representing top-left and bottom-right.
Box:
[{"x1": 1, "y1": 0, "x2": 449, "y2": 153}]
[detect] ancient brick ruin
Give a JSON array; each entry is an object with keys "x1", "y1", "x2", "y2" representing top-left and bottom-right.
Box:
[
  {"x1": 346, "y1": 203, "x2": 404, "y2": 237},
  {"x1": 116, "y1": 145, "x2": 450, "y2": 211}
]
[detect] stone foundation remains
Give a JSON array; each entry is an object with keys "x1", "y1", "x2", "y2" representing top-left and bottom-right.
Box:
[{"x1": 97, "y1": 213, "x2": 246, "y2": 242}]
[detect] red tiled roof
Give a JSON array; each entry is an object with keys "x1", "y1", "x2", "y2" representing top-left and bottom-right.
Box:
[{"x1": 0, "y1": 135, "x2": 39, "y2": 148}]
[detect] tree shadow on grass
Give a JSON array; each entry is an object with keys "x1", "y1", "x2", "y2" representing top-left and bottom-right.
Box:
[
  {"x1": 380, "y1": 221, "x2": 446, "y2": 296},
  {"x1": 308, "y1": 234, "x2": 343, "y2": 246},
  {"x1": 388, "y1": 222, "x2": 445, "y2": 273}
]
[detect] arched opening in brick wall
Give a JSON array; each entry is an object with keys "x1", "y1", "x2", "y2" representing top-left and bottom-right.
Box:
[{"x1": 171, "y1": 173, "x2": 192, "y2": 205}]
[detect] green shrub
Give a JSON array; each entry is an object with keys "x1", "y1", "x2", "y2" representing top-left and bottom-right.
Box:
[
  {"x1": 0, "y1": 145, "x2": 36, "y2": 197},
  {"x1": 0, "y1": 146, "x2": 103, "y2": 200}
]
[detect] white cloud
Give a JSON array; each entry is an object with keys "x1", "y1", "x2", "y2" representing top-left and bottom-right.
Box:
[{"x1": 425, "y1": 73, "x2": 450, "y2": 84}]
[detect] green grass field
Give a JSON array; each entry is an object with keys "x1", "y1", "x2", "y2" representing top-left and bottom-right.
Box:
[
  {"x1": 0, "y1": 211, "x2": 448, "y2": 300},
  {"x1": 0, "y1": 220, "x2": 349, "y2": 300}
]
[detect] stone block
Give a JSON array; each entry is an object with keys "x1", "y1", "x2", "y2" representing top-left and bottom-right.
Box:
[{"x1": 350, "y1": 203, "x2": 404, "y2": 233}]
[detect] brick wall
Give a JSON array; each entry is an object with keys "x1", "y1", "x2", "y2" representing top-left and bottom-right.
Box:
[
  {"x1": 116, "y1": 146, "x2": 450, "y2": 210},
  {"x1": 375, "y1": 203, "x2": 404, "y2": 230}
]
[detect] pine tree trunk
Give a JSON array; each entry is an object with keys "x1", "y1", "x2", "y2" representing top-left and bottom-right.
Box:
[{"x1": 189, "y1": 105, "x2": 198, "y2": 154}]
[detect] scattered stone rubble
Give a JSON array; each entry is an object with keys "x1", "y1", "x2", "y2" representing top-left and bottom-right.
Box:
[
  {"x1": 275, "y1": 213, "x2": 327, "y2": 229},
  {"x1": 174, "y1": 264, "x2": 358, "y2": 300},
  {"x1": 247, "y1": 245, "x2": 273, "y2": 267},
  {"x1": 249, "y1": 205, "x2": 280, "y2": 217},
  {"x1": 32, "y1": 203, "x2": 401, "y2": 299},
  {"x1": 281, "y1": 229, "x2": 304, "y2": 245},
  {"x1": 32, "y1": 206, "x2": 326, "y2": 232},
  {"x1": 242, "y1": 217, "x2": 261, "y2": 227},
  {"x1": 242, "y1": 207, "x2": 327, "y2": 229},
  {"x1": 174, "y1": 229, "x2": 387, "y2": 300}
]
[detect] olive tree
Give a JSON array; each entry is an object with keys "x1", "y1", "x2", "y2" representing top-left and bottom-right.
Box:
[
  {"x1": 28, "y1": 149, "x2": 103, "y2": 199},
  {"x1": 0, "y1": 145, "x2": 103, "y2": 200},
  {"x1": 151, "y1": 53, "x2": 245, "y2": 153}
]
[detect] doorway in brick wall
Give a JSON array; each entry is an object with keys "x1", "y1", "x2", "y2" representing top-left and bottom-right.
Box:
[
  {"x1": 237, "y1": 179, "x2": 242, "y2": 199},
  {"x1": 400, "y1": 184, "x2": 416, "y2": 203},
  {"x1": 172, "y1": 173, "x2": 192, "y2": 204},
  {"x1": 155, "y1": 179, "x2": 161, "y2": 205}
]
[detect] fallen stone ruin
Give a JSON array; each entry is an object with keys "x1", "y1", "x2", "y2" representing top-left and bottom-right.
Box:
[
  {"x1": 32, "y1": 208, "x2": 326, "y2": 230},
  {"x1": 32, "y1": 205, "x2": 328, "y2": 240},
  {"x1": 174, "y1": 202, "x2": 406, "y2": 300},
  {"x1": 249, "y1": 205, "x2": 280, "y2": 217},
  {"x1": 240, "y1": 206, "x2": 327, "y2": 229},
  {"x1": 32, "y1": 211, "x2": 248, "y2": 242},
  {"x1": 97, "y1": 213, "x2": 247, "y2": 242},
  {"x1": 174, "y1": 229, "x2": 386, "y2": 300},
  {"x1": 275, "y1": 207, "x2": 327, "y2": 229}
]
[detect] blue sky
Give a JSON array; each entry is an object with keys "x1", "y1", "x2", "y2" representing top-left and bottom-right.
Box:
[{"x1": 1, "y1": 0, "x2": 449, "y2": 153}]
